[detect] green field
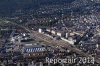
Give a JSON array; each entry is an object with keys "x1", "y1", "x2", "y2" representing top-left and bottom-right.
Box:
[{"x1": 0, "y1": 19, "x2": 12, "y2": 26}]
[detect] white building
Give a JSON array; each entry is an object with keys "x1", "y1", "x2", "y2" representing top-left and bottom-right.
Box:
[
  {"x1": 46, "y1": 29, "x2": 51, "y2": 32},
  {"x1": 57, "y1": 32, "x2": 62, "y2": 37},
  {"x1": 38, "y1": 28, "x2": 43, "y2": 33},
  {"x1": 51, "y1": 30, "x2": 56, "y2": 35},
  {"x1": 61, "y1": 37, "x2": 74, "y2": 45},
  {"x1": 57, "y1": 31, "x2": 66, "y2": 37},
  {"x1": 38, "y1": 28, "x2": 46, "y2": 33},
  {"x1": 66, "y1": 33, "x2": 68, "y2": 38}
]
